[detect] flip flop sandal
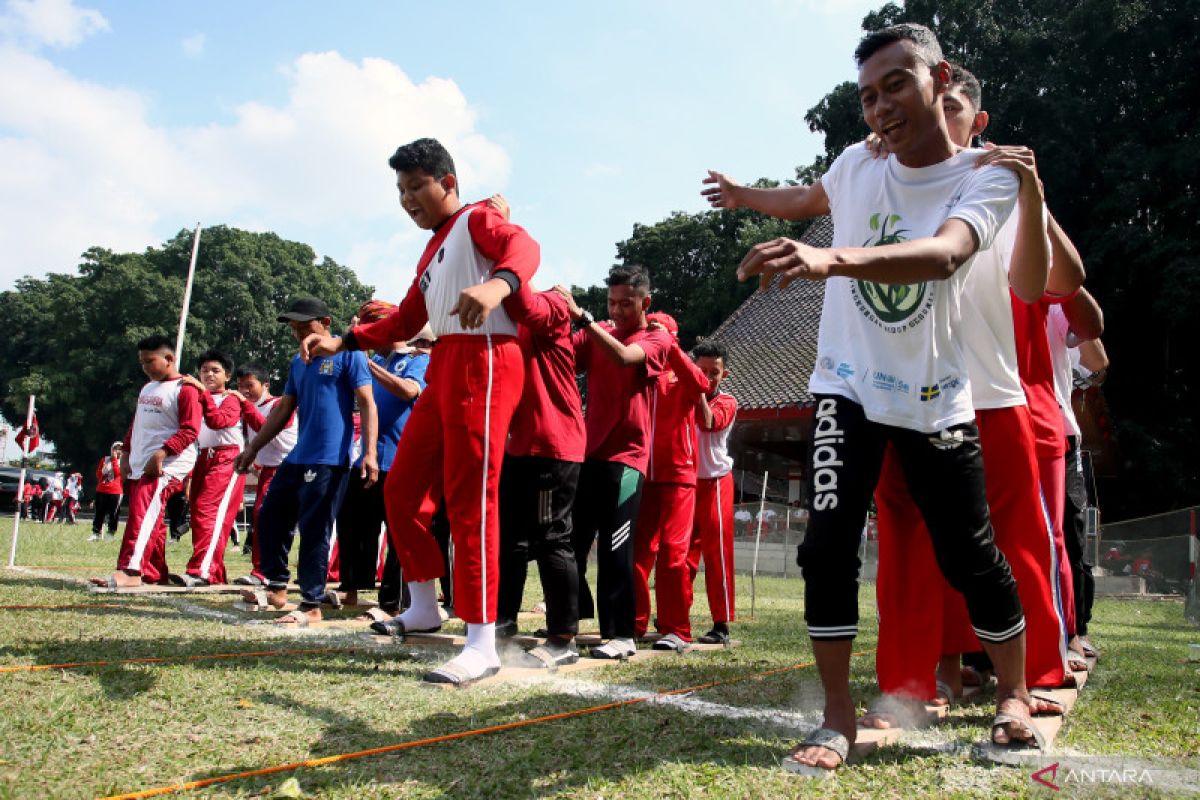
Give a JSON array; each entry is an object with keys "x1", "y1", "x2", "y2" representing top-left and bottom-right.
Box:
[
  {"x1": 1078, "y1": 638, "x2": 1099, "y2": 659},
  {"x1": 860, "y1": 694, "x2": 930, "y2": 729},
  {"x1": 422, "y1": 660, "x2": 500, "y2": 686},
  {"x1": 274, "y1": 609, "x2": 310, "y2": 627},
  {"x1": 355, "y1": 607, "x2": 391, "y2": 623},
  {"x1": 935, "y1": 679, "x2": 956, "y2": 707},
  {"x1": 89, "y1": 575, "x2": 118, "y2": 589},
  {"x1": 519, "y1": 644, "x2": 581, "y2": 671},
  {"x1": 1028, "y1": 692, "x2": 1066, "y2": 716},
  {"x1": 697, "y1": 628, "x2": 732, "y2": 645},
  {"x1": 588, "y1": 640, "x2": 635, "y2": 660},
  {"x1": 990, "y1": 708, "x2": 1046, "y2": 751},
  {"x1": 233, "y1": 575, "x2": 265, "y2": 587},
  {"x1": 651, "y1": 633, "x2": 691, "y2": 652},
  {"x1": 180, "y1": 574, "x2": 209, "y2": 588},
  {"x1": 782, "y1": 727, "x2": 850, "y2": 777},
  {"x1": 166, "y1": 573, "x2": 187, "y2": 587},
  {"x1": 320, "y1": 591, "x2": 343, "y2": 610},
  {"x1": 369, "y1": 616, "x2": 442, "y2": 638}
]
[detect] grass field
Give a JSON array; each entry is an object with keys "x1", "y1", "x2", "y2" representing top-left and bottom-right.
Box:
[{"x1": 0, "y1": 520, "x2": 1197, "y2": 799}]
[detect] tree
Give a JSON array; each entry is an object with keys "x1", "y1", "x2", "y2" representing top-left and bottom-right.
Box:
[
  {"x1": 0, "y1": 226, "x2": 373, "y2": 488},
  {"x1": 796, "y1": 0, "x2": 1200, "y2": 517}
]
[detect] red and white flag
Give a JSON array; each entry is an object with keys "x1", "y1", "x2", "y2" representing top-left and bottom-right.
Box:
[{"x1": 15, "y1": 415, "x2": 39, "y2": 453}]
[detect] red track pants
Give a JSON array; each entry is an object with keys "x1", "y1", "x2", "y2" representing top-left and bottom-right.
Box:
[
  {"x1": 186, "y1": 446, "x2": 246, "y2": 584},
  {"x1": 688, "y1": 472, "x2": 736, "y2": 625},
  {"x1": 634, "y1": 481, "x2": 696, "y2": 640},
  {"x1": 383, "y1": 336, "x2": 523, "y2": 624},
  {"x1": 117, "y1": 474, "x2": 184, "y2": 584},
  {"x1": 1038, "y1": 453, "x2": 1076, "y2": 637},
  {"x1": 875, "y1": 405, "x2": 1069, "y2": 698},
  {"x1": 248, "y1": 465, "x2": 277, "y2": 581}
]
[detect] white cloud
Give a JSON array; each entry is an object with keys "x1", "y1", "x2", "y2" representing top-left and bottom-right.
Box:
[
  {"x1": 0, "y1": 0, "x2": 108, "y2": 48},
  {"x1": 180, "y1": 32, "x2": 204, "y2": 58},
  {"x1": 0, "y1": 47, "x2": 511, "y2": 291}
]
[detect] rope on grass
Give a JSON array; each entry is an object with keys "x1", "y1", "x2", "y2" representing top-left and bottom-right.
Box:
[
  {"x1": 99, "y1": 650, "x2": 871, "y2": 800},
  {"x1": 0, "y1": 646, "x2": 368, "y2": 674}
]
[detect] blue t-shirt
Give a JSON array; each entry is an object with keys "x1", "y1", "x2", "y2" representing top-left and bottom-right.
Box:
[
  {"x1": 283, "y1": 348, "x2": 371, "y2": 466},
  {"x1": 358, "y1": 351, "x2": 430, "y2": 472}
]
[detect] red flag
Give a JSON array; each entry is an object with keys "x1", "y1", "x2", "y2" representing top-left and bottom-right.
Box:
[{"x1": 15, "y1": 415, "x2": 39, "y2": 453}]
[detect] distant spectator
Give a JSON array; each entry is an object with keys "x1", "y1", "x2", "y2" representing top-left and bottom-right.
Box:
[
  {"x1": 91, "y1": 441, "x2": 125, "y2": 541},
  {"x1": 63, "y1": 472, "x2": 82, "y2": 524}
]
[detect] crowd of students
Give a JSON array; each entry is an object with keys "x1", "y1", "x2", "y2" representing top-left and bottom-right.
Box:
[{"x1": 79, "y1": 19, "x2": 1114, "y2": 775}]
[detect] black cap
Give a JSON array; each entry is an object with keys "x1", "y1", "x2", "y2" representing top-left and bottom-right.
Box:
[{"x1": 277, "y1": 297, "x2": 331, "y2": 323}]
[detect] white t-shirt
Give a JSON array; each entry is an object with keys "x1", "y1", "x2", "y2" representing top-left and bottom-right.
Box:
[
  {"x1": 250, "y1": 395, "x2": 298, "y2": 468},
  {"x1": 1046, "y1": 305, "x2": 1082, "y2": 437},
  {"x1": 811, "y1": 143, "x2": 1018, "y2": 432},
  {"x1": 129, "y1": 378, "x2": 198, "y2": 480},
  {"x1": 958, "y1": 211, "x2": 1027, "y2": 410}
]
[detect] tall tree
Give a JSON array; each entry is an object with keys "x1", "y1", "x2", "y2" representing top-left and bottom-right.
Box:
[
  {"x1": 797, "y1": 0, "x2": 1200, "y2": 517},
  {"x1": 0, "y1": 226, "x2": 372, "y2": 484}
]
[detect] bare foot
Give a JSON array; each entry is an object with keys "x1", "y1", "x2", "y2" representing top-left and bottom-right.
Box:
[
  {"x1": 273, "y1": 607, "x2": 321, "y2": 625},
  {"x1": 788, "y1": 695, "x2": 856, "y2": 770},
  {"x1": 240, "y1": 587, "x2": 289, "y2": 609},
  {"x1": 90, "y1": 571, "x2": 142, "y2": 588},
  {"x1": 859, "y1": 694, "x2": 929, "y2": 729}
]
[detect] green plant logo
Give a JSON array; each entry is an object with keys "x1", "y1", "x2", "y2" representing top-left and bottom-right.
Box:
[{"x1": 855, "y1": 213, "x2": 927, "y2": 325}]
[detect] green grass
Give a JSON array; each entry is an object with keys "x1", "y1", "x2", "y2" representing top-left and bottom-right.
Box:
[{"x1": 0, "y1": 521, "x2": 1197, "y2": 799}]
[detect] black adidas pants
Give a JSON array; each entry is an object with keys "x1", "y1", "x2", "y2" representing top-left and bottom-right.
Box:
[
  {"x1": 1063, "y1": 436, "x2": 1095, "y2": 636},
  {"x1": 799, "y1": 394, "x2": 1024, "y2": 644},
  {"x1": 497, "y1": 455, "x2": 581, "y2": 638},
  {"x1": 571, "y1": 459, "x2": 645, "y2": 639}
]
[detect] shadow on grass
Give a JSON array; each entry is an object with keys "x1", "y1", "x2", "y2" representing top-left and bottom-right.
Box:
[{"x1": 168, "y1": 690, "x2": 804, "y2": 799}]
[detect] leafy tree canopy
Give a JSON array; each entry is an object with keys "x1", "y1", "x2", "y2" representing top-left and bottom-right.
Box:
[{"x1": 0, "y1": 226, "x2": 372, "y2": 486}]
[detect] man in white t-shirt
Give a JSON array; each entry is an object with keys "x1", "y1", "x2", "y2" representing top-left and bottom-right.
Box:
[{"x1": 704, "y1": 23, "x2": 1040, "y2": 771}]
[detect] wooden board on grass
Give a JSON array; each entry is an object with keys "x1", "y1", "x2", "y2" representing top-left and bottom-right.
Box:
[
  {"x1": 978, "y1": 655, "x2": 1096, "y2": 763},
  {"x1": 90, "y1": 582, "x2": 299, "y2": 596}
]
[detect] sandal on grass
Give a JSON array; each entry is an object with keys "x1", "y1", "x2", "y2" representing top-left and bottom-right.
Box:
[
  {"x1": 369, "y1": 616, "x2": 441, "y2": 638},
  {"x1": 782, "y1": 728, "x2": 850, "y2": 777},
  {"x1": 519, "y1": 642, "x2": 580, "y2": 671},
  {"x1": 355, "y1": 607, "x2": 391, "y2": 623},
  {"x1": 935, "y1": 679, "x2": 956, "y2": 707},
  {"x1": 422, "y1": 660, "x2": 500, "y2": 686},
  {"x1": 990, "y1": 700, "x2": 1046, "y2": 751},
  {"x1": 1028, "y1": 692, "x2": 1065, "y2": 717},
  {"x1": 273, "y1": 609, "x2": 311, "y2": 627},
  {"x1": 860, "y1": 694, "x2": 931, "y2": 729}
]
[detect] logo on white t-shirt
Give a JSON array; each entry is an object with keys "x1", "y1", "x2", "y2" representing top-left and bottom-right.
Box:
[{"x1": 850, "y1": 213, "x2": 934, "y2": 332}]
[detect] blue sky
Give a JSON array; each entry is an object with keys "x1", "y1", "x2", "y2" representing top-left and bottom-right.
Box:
[{"x1": 0, "y1": 0, "x2": 881, "y2": 302}]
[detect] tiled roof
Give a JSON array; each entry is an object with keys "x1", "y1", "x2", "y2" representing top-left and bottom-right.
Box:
[{"x1": 706, "y1": 216, "x2": 833, "y2": 411}]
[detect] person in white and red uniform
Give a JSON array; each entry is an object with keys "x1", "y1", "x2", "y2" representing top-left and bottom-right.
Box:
[
  {"x1": 90, "y1": 335, "x2": 200, "y2": 588},
  {"x1": 176, "y1": 349, "x2": 246, "y2": 587},
  {"x1": 632, "y1": 311, "x2": 713, "y2": 650},
  {"x1": 304, "y1": 137, "x2": 539, "y2": 685},
  {"x1": 233, "y1": 362, "x2": 297, "y2": 586},
  {"x1": 687, "y1": 340, "x2": 739, "y2": 645},
  {"x1": 91, "y1": 441, "x2": 125, "y2": 540}
]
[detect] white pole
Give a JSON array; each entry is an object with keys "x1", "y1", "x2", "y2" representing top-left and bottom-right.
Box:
[
  {"x1": 750, "y1": 470, "x2": 769, "y2": 619},
  {"x1": 174, "y1": 223, "x2": 202, "y2": 360},
  {"x1": 8, "y1": 395, "x2": 36, "y2": 568}
]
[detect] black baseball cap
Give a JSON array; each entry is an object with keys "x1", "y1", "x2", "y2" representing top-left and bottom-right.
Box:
[{"x1": 277, "y1": 298, "x2": 331, "y2": 322}]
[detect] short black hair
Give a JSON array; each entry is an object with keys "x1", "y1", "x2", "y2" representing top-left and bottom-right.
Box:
[
  {"x1": 606, "y1": 264, "x2": 651, "y2": 294},
  {"x1": 388, "y1": 137, "x2": 457, "y2": 185},
  {"x1": 854, "y1": 23, "x2": 944, "y2": 68},
  {"x1": 234, "y1": 363, "x2": 268, "y2": 383},
  {"x1": 693, "y1": 340, "x2": 729, "y2": 365},
  {"x1": 948, "y1": 63, "x2": 983, "y2": 112},
  {"x1": 136, "y1": 334, "x2": 174, "y2": 353},
  {"x1": 196, "y1": 348, "x2": 233, "y2": 374}
]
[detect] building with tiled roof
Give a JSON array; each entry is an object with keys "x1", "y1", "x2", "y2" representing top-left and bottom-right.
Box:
[{"x1": 704, "y1": 215, "x2": 833, "y2": 501}]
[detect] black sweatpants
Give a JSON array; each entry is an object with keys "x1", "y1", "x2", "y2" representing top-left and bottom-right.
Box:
[
  {"x1": 93, "y1": 492, "x2": 122, "y2": 535},
  {"x1": 335, "y1": 469, "x2": 387, "y2": 592},
  {"x1": 571, "y1": 459, "x2": 645, "y2": 639},
  {"x1": 1063, "y1": 436, "x2": 1095, "y2": 636},
  {"x1": 798, "y1": 395, "x2": 1024, "y2": 643},
  {"x1": 378, "y1": 503, "x2": 451, "y2": 612},
  {"x1": 498, "y1": 455, "x2": 581, "y2": 638}
]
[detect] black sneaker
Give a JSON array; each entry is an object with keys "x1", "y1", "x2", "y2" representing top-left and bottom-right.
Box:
[{"x1": 697, "y1": 627, "x2": 731, "y2": 645}]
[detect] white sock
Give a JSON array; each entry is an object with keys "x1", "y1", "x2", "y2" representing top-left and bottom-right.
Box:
[
  {"x1": 464, "y1": 622, "x2": 500, "y2": 667},
  {"x1": 397, "y1": 580, "x2": 441, "y2": 629}
]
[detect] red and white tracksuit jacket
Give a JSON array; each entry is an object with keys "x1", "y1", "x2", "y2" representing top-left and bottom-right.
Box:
[
  {"x1": 185, "y1": 392, "x2": 246, "y2": 584},
  {"x1": 117, "y1": 378, "x2": 200, "y2": 583},
  {"x1": 351, "y1": 201, "x2": 539, "y2": 624},
  {"x1": 634, "y1": 344, "x2": 712, "y2": 640}
]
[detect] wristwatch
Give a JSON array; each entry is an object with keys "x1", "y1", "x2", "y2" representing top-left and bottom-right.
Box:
[{"x1": 578, "y1": 309, "x2": 595, "y2": 326}]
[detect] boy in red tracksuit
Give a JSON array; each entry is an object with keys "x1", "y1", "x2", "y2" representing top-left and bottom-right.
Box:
[
  {"x1": 495, "y1": 285, "x2": 587, "y2": 668},
  {"x1": 232, "y1": 363, "x2": 298, "y2": 586},
  {"x1": 687, "y1": 340, "x2": 739, "y2": 644},
  {"x1": 304, "y1": 137, "x2": 539, "y2": 685},
  {"x1": 91, "y1": 335, "x2": 200, "y2": 588},
  {"x1": 632, "y1": 312, "x2": 712, "y2": 650},
  {"x1": 177, "y1": 349, "x2": 246, "y2": 586}
]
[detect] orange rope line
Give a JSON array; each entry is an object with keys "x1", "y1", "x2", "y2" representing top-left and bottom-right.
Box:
[
  {"x1": 0, "y1": 646, "x2": 366, "y2": 674},
  {"x1": 100, "y1": 651, "x2": 870, "y2": 800}
]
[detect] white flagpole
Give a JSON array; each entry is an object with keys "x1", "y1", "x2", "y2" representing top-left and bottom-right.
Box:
[
  {"x1": 174, "y1": 223, "x2": 202, "y2": 359},
  {"x1": 750, "y1": 470, "x2": 768, "y2": 619},
  {"x1": 8, "y1": 395, "x2": 36, "y2": 568}
]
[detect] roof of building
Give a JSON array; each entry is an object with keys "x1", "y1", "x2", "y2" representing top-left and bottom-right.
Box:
[{"x1": 706, "y1": 215, "x2": 833, "y2": 411}]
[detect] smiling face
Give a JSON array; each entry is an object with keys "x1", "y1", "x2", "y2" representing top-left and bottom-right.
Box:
[
  {"x1": 607, "y1": 284, "x2": 651, "y2": 335},
  {"x1": 396, "y1": 168, "x2": 460, "y2": 230},
  {"x1": 858, "y1": 40, "x2": 953, "y2": 166}
]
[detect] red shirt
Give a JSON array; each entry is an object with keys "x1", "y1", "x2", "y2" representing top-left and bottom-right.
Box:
[
  {"x1": 574, "y1": 323, "x2": 672, "y2": 474},
  {"x1": 353, "y1": 202, "x2": 541, "y2": 350},
  {"x1": 95, "y1": 456, "x2": 124, "y2": 495},
  {"x1": 646, "y1": 344, "x2": 712, "y2": 485},
  {"x1": 504, "y1": 288, "x2": 586, "y2": 461},
  {"x1": 1011, "y1": 291, "x2": 1070, "y2": 458}
]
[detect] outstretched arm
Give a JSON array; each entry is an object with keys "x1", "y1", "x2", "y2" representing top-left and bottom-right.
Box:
[
  {"x1": 552, "y1": 285, "x2": 646, "y2": 366},
  {"x1": 701, "y1": 170, "x2": 831, "y2": 220}
]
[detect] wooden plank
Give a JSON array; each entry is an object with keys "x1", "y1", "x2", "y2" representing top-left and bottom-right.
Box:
[{"x1": 90, "y1": 582, "x2": 303, "y2": 596}]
